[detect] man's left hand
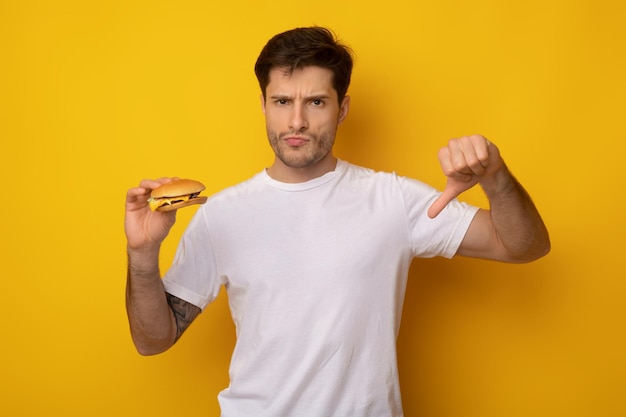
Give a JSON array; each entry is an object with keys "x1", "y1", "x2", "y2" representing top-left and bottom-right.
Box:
[{"x1": 428, "y1": 135, "x2": 504, "y2": 218}]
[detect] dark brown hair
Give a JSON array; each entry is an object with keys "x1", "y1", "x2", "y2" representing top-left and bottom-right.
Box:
[{"x1": 254, "y1": 27, "x2": 354, "y2": 102}]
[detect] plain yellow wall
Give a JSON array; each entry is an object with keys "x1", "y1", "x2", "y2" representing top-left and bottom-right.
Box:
[{"x1": 1, "y1": 1, "x2": 624, "y2": 416}]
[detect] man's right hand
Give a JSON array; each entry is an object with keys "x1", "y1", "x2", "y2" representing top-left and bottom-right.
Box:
[
  {"x1": 124, "y1": 178, "x2": 177, "y2": 250},
  {"x1": 125, "y1": 178, "x2": 191, "y2": 356}
]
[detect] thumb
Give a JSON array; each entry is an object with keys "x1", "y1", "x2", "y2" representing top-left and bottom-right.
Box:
[{"x1": 427, "y1": 186, "x2": 460, "y2": 219}]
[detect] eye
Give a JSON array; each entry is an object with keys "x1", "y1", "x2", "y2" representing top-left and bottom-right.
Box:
[
  {"x1": 276, "y1": 99, "x2": 288, "y2": 105},
  {"x1": 311, "y1": 99, "x2": 324, "y2": 106}
]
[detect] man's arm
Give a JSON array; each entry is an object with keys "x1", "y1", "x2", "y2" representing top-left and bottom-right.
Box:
[
  {"x1": 456, "y1": 168, "x2": 550, "y2": 263},
  {"x1": 428, "y1": 135, "x2": 550, "y2": 263},
  {"x1": 126, "y1": 248, "x2": 201, "y2": 355},
  {"x1": 124, "y1": 179, "x2": 201, "y2": 355}
]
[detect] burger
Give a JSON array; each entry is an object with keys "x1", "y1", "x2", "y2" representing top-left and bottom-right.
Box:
[{"x1": 148, "y1": 179, "x2": 208, "y2": 212}]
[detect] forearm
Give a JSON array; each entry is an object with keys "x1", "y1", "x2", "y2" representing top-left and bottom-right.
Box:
[
  {"x1": 125, "y1": 246, "x2": 177, "y2": 355},
  {"x1": 482, "y1": 166, "x2": 551, "y2": 262}
]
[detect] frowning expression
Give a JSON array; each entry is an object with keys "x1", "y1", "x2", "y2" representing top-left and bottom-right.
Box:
[{"x1": 262, "y1": 66, "x2": 350, "y2": 176}]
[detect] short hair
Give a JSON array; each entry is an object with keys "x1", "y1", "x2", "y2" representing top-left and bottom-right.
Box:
[{"x1": 254, "y1": 26, "x2": 354, "y2": 102}]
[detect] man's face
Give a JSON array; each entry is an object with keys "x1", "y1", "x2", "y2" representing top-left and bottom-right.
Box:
[{"x1": 262, "y1": 66, "x2": 349, "y2": 175}]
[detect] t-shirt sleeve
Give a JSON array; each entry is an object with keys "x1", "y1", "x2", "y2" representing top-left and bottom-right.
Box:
[
  {"x1": 162, "y1": 208, "x2": 224, "y2": 311},
  {"x1": 397, "y1": 175, "x2": 480, "y2": 259}
]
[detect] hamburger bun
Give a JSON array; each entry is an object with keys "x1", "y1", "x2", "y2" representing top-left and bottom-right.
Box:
[{"x1": 148, "y1": 178, "x2": 208, "y2": 212}]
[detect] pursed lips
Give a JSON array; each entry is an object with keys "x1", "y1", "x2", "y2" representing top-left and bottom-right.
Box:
[{"x1": 283, "y1": 135, "x2": 310, "y2": 147}]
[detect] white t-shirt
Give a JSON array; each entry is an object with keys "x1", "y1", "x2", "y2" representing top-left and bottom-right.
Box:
[{"x1": 163, "y1": 160, "x2": 479, "y2": 417}]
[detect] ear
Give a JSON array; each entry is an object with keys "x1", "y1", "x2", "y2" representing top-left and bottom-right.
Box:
[
  {"x1": 338, "y1": 95, "x2": 350, "y2": 125},
  {"x1": 260, "y1": 94, "x2": 266, "y2": 114}
]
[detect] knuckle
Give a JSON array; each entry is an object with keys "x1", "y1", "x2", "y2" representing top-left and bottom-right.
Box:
[{"x1": 452, "y1": 160, "x2": 467, "y2": 171}]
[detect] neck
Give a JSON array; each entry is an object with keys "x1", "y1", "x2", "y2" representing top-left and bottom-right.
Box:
[{"x1": 267, "y1": 155, "x2": 338, "y2": 183}]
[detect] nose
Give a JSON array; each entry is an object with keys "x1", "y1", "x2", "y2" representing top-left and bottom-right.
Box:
[{"x1": 289, "y1": 103, "x2": 308, "y2": 132}]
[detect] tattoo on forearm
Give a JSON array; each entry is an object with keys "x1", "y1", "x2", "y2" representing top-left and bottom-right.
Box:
[{"x1": 166, "y1": 293, "x2": 201, "y2": 341}]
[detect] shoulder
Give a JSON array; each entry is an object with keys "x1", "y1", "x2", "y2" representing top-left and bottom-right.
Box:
[
  {"x1": 340, "y1": 160, "x2": 433, "y2": 195},
  {"x1": 340, "y1": 160, "x2": 396, "y2": 185},
  {"x1": 187, "y1": 171, "x2": 267, "y2": 226},
  {"x1": 206, "y1": 171, "x2": 266, "y2": 202}
]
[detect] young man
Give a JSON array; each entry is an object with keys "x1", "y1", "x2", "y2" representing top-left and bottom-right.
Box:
[{"x1": 125, "y1": 27, "x2": 550, "y2": 417}]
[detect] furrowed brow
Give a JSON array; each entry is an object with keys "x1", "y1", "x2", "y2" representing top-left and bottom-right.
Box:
[{"x1": 269, "y1": 93, "x2": 331, "y2": 100}]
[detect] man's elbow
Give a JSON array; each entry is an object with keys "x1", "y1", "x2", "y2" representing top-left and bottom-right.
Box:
[
  {"x1": 529, "y1": 228, "x2": 551, "y2": 261},
  {"x1": 134, "y1": 344, "x2": 167, "y2": 357},
  {"x1": 530, "y1": 238, "x2": 551, "y2": 261},
  {"x1": 131, "y1": 332, "x2": 176, "y2": 356},
  {"x1": 509, "y1": 235, "x2": 551, "y2": 264}
]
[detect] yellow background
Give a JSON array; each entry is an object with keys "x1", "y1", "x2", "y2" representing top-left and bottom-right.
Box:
[{"x1": 2, "y1": 0, "x2": 624, "y2": 416}]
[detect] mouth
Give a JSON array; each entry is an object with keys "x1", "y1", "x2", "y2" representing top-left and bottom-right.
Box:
[{"x1": 283, "y1": 135, "x2": 310, "y2": 147}]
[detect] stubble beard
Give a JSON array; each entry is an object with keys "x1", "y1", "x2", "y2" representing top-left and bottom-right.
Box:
[{"x1": 267, "y1": 129, "x2": 336, "y2": 169}]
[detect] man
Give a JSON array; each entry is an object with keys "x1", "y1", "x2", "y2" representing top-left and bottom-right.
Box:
[{"x1": 125, "y1": 27, "x2": 550, "y2": 417}]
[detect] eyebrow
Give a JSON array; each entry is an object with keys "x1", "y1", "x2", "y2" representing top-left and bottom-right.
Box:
[{"x1": 268, "y1": 94, "x2": 332, "y2": 101}]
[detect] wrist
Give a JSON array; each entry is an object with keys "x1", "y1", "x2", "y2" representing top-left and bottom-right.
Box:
[
  {"x1": 480, "y1": 164, "x2": 517, "y2": 197},
  {"x1": 127, "y1": 245, "x2": 161, "y2": 276}
]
